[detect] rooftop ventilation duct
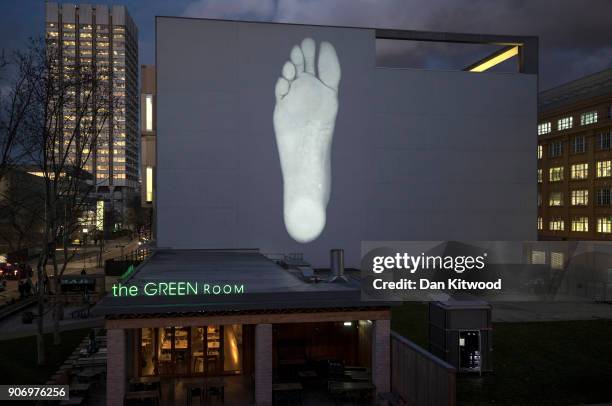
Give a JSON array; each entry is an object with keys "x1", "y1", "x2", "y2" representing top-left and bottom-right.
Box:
[{"x1": 328, "y1": 249, "x2": 348, "y2": 283}]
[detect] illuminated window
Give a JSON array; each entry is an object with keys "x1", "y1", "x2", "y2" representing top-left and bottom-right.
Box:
[
  {"x1": 144, "y1": 94, "x2": 153, "y2": 132},
  {"x1": 558, "y1": 116, "x2": 573, "y2": 130},
  {"x1": 537, "y1": 216, "x2": 543, "y2": 231},
  {"x1": 597, "y1": 217, "x2": 612, "y2": 233},
  {"x1": 571, "y1": 190, "x2": 588, "y2": 206},
  {"x1": 548, "y1": 141, "x2": 563, "y2": 157},
  {"x1": 571, "y1": 136, "x2": 585, "y2": 153},
  {"x1": 571, "y1": 163, "x2": 588, "y2": 179},
  {"x1": 580, "y1": 111, "x2": 597, "y2": 126},
  {"x1": 549, "y1": 192, "x2": 563, "y2": 207},
  {"x1": 537, "y1": 145, "x2": 542, "y2": 159},
  {"x1": 551, "y1": 252, "x2": 564, "y2": 269},
  {"x1": 596, "y1": 188, "x2": 611, "y2": 206},
  {"x1": 537, "y1": 169, "x2": 542, "y2": 183},
  {"x1": 571, "y1": 217, "x2": 589, "y2": 232},
  {"x1": 597, "y1": 132, "x2": 610, "y2": 150},
  {"x1": 597, "y1": 161, "x2": 612, "y2": 178},
  {"x1": 549, "y1": 167, "x2": 564, "y2": 182},
  {"x1": 146, "y1": 166, "x2": 153, "y2": 203},
  {"x1": 549, "y1": 218, "x2": 565, "y2": 231},
  {"x1": 538, "y1": 122, "x2": 551, "y2": 135},
  {"x1": 531, "y1": 250, "x2": 545, "y2": 264}
]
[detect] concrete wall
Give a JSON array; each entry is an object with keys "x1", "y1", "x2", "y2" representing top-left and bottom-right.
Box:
[{"x1": 156, "y1": 17, "x2": 537, "y2": 268}]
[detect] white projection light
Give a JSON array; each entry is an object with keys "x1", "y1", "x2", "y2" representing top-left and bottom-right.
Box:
[{"x1": 273, "y1": 37, "x2": 341, "y2": 243}]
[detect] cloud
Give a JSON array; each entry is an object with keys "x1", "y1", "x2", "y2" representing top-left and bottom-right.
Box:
[{"x1": 182, "y1": 0, "x2": 612, "y2": 89}]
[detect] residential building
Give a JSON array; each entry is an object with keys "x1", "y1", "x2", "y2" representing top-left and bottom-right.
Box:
[
  {"x1": 45, "y1": 3, "x2": 139, "y2": 228},
  {"x1": 537, "y1": 68, "x2": 612, "y2": 240}
]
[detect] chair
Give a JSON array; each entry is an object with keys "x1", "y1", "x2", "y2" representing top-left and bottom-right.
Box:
[{"x1": 186, "y1": 386, "x2": 203, "y2": 406}]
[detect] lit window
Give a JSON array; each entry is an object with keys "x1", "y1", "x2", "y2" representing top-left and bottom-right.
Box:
[
  {"x1": 596, "y1": 189, "x2": 611, "y2": 206},
  {"x1": 580, "y1": 111, "x2": 597, "y2": 126},
  {"x1": 597, "y1": 217, "x2": 612, "y2": 233},
  {"x1": 549, "y1": 192, "x2": 563, "y2": 206},
  {"x1": 558, "y1": 116, "x2": 573, "y2": 130},
  {"x1": 571, "y1": 217, "x2": 589, "y2": 232},
  {"x1": 548, "y1": 141, "x2": 563, "y2": 157},
  {"x1": 571, "y1": 190, "x2": 588, "y2": 206},
  {"x1": 570, "y1": 163, "x2": 588, "y2": 179},
  {"x1": 531, "y1": 250, "x2": 545, "y2": 264},
  {"x1": 146, "y1": 166, "x2": 153, "y2": 203},
  {"x1": 537, "y1": 169, "x2": 542, "y2": 183},
  {"x1": 551, "y1": 252, "x2": 564, "y2": 269},
  {"x1": 537, "y1": 145, "x2": 543, "y2": 159},
  {"x1": 571, "y1": 136, "x2": 585, "y2": 153},
  {"x1": 538, "y1": 122, "x2": 551, "y2": 135},
  {"x1": 549, "y1": 218, "x2": 565, "y2": 231},
  {"x1": 597, "y1": 161, "x2": 612, "y2": 178},
  {"x1": 145, "y1": 94, "x2": 153, "y2": 132},
  {"x1": 549, "y1": 167, "x2": 564, "y2": 182},
  {"x1": 537, "y1": 217, "x2": 543, "y2": 231}
]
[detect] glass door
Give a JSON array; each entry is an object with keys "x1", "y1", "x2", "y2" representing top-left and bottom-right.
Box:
[{"x1": 205, "y1": 325, "x2": 223, "y2": 375}]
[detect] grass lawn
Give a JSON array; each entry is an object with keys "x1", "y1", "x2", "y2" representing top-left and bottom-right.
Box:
[
  {"x1": 0, "y1": 329, "x2": 88, "y2": 385},
  {"x1": 391, "y1": 303, "x2": 612, "y2": 406}
]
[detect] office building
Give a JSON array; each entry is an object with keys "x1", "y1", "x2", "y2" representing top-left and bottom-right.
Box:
[
  {"x1": 537, "y1": 69, "x2": 612, "y2": 240},
  {"x1": 45, "y1": 3, "x2": 139, "y2": 225}
]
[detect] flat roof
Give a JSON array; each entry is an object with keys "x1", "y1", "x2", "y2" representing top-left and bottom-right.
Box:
[
  {"x1": 94, "y1": 249, "x2": 391, "y2": 317},
  {"x1": 539, "y1": 68, "x2": 612, "y2": 112}
]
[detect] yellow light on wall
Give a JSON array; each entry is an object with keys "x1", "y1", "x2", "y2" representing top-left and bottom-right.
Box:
[
  {"x1": 146, "y1": 166, "x2": 153, "y2": 203},
  {"x1": 468, "y1": 46, "x2": 519, "y2": 72}
]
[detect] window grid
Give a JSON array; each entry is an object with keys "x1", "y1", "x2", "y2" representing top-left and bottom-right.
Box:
[
  {"x1": 549, "y1": 192, "x2": 563, "y2": 207},
  {"x1": 538, "y1": 122, "x2": 551, "y2": 135},
  {"x1": 558, "y1": 116, "x2": 573, "y2": 130},
  {"x1": 571, "y1": 217, "x2": 589, "y2": 232},
  {"x1": 571, "y1": 189, "x2": 588, "y2": 206},
  {"x1": 597, "y1": 218, "x2": 612, "y2": 233},
  {"x1": 571, "y1": 163, "x2": 588, "y2": 180},
  {"x1": 548, "y1": 141, "x2": 563, "y2": 158},
  {"x1": 596, "y1": 188, "x2": 611, "y2": 206},
  {"x1": 580, "y1": 111, "x2": 598, "y2": 126},
  {"x1": 549, "y1": 218, "x2": 565, "y2": 231},
  {"x1": 549, "y1": 166, "x2": 564, "y2": 182},
  {"x1": 597, "y1": 161, "x2": 612, "y2": 178},
  {"x1": 571, "y1": 136, "x2": 585, "y2": 154}
]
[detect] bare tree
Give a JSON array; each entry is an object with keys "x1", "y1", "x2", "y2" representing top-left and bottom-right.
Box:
[{"x1": 0, "y1": 37, "x2": 114, "y2": 362}]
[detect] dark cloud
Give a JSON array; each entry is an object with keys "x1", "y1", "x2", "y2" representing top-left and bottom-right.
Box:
[
  {"x1": 183, "y1": 0, "x2": 612, "y2": 89},
  {"x1": 0, "y1": 1, "x2": 609, "y2": 90}
]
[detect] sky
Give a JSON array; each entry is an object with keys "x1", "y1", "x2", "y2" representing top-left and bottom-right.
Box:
[{"x1": 1, "y1": 0, "x2": 611, "y2": 90}]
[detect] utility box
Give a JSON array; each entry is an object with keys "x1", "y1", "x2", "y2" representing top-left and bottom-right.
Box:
[{"x1": 428, "y1": 299, "x2": 493, "y2": 373}]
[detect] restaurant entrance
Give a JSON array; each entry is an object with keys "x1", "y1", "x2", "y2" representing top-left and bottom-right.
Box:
[{"x1": 139, "y1": 325, "x2": 243, "y2": 377}]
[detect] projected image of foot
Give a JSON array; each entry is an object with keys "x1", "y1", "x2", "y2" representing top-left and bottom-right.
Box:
[{"x1": 273, "y1": 37, "x2": 341, "y2": 243}]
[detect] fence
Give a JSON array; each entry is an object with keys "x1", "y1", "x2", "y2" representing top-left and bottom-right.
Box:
[{"x1": 390, "y1": 331, "x2": 456, "y2": 406}]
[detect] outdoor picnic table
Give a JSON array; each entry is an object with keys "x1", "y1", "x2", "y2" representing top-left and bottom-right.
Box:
[{"x1": 125, "y1": 390, "x2": 160, "y2": 406}]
